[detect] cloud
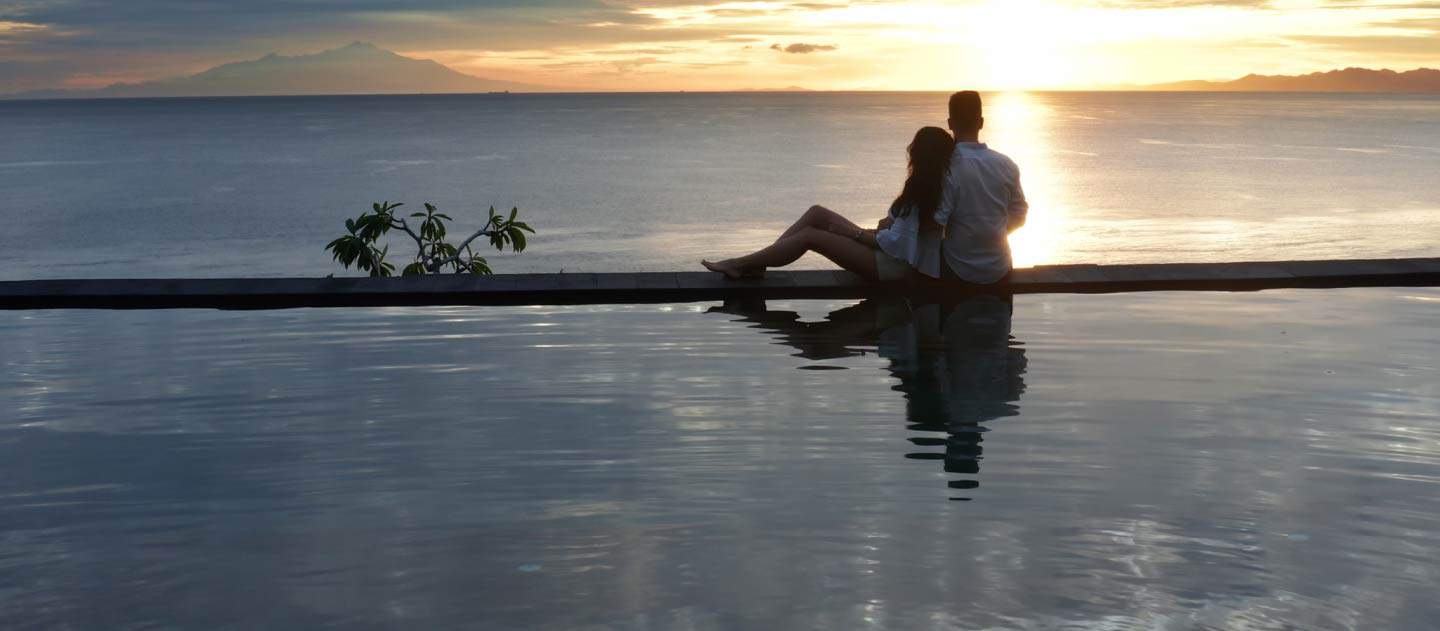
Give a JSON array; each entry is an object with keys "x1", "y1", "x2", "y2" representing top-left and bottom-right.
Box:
[
  {"x1": 1322, "y1": 1, "x2": 1440, "y2": 8},
  {"x1": 1094, "y1": 0, "x2": 1272, "y2": 7},
  {"x1": 0, "y1": 0, "x2": 757, "y2": 90},
  {"x1": 1, "y1": 0, "x2": 644, "y2": 51},
  {"x1": 1287, "y1": 34, "x2": 1440, "y2": 55},
  {"x1": 1369, "y1": 16, "x2": 1440, "y2": 31},
  {"x1": 608, "y1": 56, "x2": 661, "y2": 73},
  {"x1": 770, "y1": 42, "x2": 837, "y2": 53},
  {"x1": 4, "y1": 0, "x2": 1440, "y2": 92},
  {"x1": 0, "y1": 19, "x2": 48, "y2": 35}
]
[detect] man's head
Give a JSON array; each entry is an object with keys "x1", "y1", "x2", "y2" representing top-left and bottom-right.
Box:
[{"x1": 948, "y1": 91, "x2": 983, "y2": 139}]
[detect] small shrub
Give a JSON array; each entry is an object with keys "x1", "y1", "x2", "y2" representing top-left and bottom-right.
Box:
[{"x1": 326, "y1": 201, "x2": 533, "y2": 277}]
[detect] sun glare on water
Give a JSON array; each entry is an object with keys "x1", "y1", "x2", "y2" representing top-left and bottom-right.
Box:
[{"x1": 983, "y1": 91, "x2": 1068, "y2": 268}]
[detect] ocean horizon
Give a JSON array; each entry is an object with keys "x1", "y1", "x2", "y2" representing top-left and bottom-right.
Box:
[{"x1": 3, "y1": 90, "x2": 1437, "y2": 279}]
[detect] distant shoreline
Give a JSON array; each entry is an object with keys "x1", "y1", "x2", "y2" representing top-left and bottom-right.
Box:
[
  {"x1": 6, "y1": 89, "x2": 1440, "y2": 103},
  {"x1": 8, "y1": 42, "x2": 1433, "y2": 101}
]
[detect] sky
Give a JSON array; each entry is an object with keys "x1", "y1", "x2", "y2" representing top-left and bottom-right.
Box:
[{"x1": 3, "y1": 0, "x2": 1440, "y2": 92}]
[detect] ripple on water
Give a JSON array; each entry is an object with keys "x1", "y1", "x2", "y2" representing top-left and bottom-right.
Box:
[{"x1": 0, "y1": 287, "x2": 1438, "y2": 628}]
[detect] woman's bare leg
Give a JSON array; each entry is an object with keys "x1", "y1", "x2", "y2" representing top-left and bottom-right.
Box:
[
  {"x1": 706, "y1": 227, "x2": 878, "y2": 280},
  {"x1": 777, "y1": 205, "x2": 865, "y2": 243}
]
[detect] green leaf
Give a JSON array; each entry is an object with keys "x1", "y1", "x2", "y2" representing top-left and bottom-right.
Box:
[
  {"x1": 470, "y1": 256, "x2": 492, "y2": 275},
  {"x1": 326, "y1": 235, "x2": 370, "y2": 269},
  {"x1": 510, "y1": 228, "x2": 527, "y2": 253}
]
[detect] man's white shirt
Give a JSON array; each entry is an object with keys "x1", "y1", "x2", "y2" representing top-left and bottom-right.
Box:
[{"x1": 934, "y1": 142, "x2": 1028, "y2": 284}]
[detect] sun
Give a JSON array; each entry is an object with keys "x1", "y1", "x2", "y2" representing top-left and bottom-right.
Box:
[
  {"x1": 816, "y1": 0, "x2": 1092, "y2": 90},
  {"x1": 951, "y1": 0, "x2": 1088, "y2": 90}
]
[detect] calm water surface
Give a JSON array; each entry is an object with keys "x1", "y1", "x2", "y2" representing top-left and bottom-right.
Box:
[
  {"x1": 2, "y1": 287, "x2": 1438, "y2": 628},
  {"x1": 2, "y1": 92, "x2": 1438, "y2": 279}
]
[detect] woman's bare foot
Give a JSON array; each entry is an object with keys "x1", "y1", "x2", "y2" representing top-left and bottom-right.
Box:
[
  {"x1": 702, "y1": 259, "x2": 745, "y2": 280},
  {"x1": 703, "y1": 260, "x2": 765, "y2": 280}
]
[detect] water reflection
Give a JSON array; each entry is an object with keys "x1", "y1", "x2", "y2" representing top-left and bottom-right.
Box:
[
  {"x1": 709, "y1": 295, "x2": 1027, "y2": 499},
  {"x1": 5, "y1": 291, "x2": 1440, "y2": 627}
]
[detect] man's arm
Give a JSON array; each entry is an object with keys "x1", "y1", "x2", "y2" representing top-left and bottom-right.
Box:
[
  {"x1": 1006, "y1": 170, "x2": 1028, "y2": 234},
  {"x1": 929, "y1": 169, "x2": 957, "y2": 234}
]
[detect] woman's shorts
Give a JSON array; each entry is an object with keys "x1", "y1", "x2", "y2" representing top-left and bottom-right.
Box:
[{"x1": 874, "y1": 249, "x2": 911, "y2": 282}]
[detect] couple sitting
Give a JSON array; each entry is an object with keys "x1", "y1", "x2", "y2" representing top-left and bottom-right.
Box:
[{"x1": 703, "y1": 91, "x2": 1028, "y2": 286}]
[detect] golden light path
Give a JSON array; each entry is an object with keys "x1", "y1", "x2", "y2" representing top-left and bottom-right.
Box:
[{"x1": 984, "y1": 92, "x2": 1069, "y2": 268}]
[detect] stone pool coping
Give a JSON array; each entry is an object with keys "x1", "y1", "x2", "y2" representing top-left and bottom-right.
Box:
[{"x1": 2, "y1": 258, "x2": 1437, "y2": 309}]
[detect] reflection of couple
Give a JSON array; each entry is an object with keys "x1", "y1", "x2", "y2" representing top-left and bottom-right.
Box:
[
  {"x1": 711, "y1": 295, "x2": 1026, "y2": 497},
  {"x1": 703, "y1": 91, "x2": 1028, "y2": 286}
]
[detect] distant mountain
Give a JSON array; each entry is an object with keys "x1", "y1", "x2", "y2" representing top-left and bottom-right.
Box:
[
  {"x1": 4, "y1": 42, "x2": 544, "y2": 100},
  {"x1": 737, "y1": 86, "x2": 814, "y2": 92},
  {"x1": 1142, "y1": 67, "x2": 1440, "y2": 92}
]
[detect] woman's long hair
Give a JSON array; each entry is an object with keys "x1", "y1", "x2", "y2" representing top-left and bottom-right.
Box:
[{"x1": 891, "y1": 126, "x2": 954, "y2": 230}]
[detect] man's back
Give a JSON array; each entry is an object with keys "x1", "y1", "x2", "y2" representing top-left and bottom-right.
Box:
[{"x1": 935, "y1": 142, "x2": 1027, "y2": 284}]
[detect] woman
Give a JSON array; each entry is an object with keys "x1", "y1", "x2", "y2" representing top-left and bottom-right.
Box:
[{"x1": 702, "y1": 126, "x2": 954, "y2": 282}]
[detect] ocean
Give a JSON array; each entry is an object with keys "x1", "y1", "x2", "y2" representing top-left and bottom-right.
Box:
[
  {"x1": 4, "y1": 92, "x2": 1440, "y2": 628},
  {"x1": 4, "y1": 289, "x2": 1439, "y2": 627},
  {"x1": 2, "y1": 91, "x2": 1437, "y2": 279}
]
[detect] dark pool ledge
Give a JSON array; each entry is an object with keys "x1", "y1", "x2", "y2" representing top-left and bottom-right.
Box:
[{"x1": 2, "y1": 257, "x2": 1438, "y2": 309}]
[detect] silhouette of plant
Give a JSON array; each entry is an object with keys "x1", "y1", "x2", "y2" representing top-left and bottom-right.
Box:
[{"x1": 326, "y1": 201, "x2": 533, "y2": 276}]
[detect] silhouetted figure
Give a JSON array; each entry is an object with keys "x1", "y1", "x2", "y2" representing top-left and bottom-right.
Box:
[
  {"x1": 704, "y1": 92, "x2": 1029, "y2": 288},
  {"x1": 709, "y1": 295, "x2": 1026, "y2": 499},
  {"x1": 702, "y1": 127, "x2": 954, "y2": 281},
  {"x1": 935, "y1": 91, "x2": 1029, "y2": 287}
]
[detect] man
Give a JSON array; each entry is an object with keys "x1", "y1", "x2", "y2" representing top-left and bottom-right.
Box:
[{"x1": 932, "y1": 91, "x2": 1028, "y2": 285}]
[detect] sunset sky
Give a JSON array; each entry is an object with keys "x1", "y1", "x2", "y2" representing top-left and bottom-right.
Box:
[{"x1": 3, "y1": 0, "x2": 1440, "y2": 92}]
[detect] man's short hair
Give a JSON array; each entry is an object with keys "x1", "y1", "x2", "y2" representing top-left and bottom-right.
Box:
[{"x1": 949, "y1": 91, "x2": 983, "y2": 131}]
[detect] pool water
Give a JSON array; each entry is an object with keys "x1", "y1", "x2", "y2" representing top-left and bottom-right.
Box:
[{"x1": 2, "y1": 288, "x2": 1438, "y2": 629}]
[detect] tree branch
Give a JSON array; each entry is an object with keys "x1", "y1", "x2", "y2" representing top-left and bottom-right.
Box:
[
  {"x1": 390, "y1": 218, "x2": 429, "y2": 261},
  {"x1": 426, "y1": 225, "x2": 499, "y2": 272}
]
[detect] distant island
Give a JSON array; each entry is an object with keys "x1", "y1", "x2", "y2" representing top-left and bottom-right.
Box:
[
  {"x1": 737, "y1": 86, "x2": 814, "y2": 92},
  {"x1": 1141, "y1": 67, "x2": 1440, "y2": 92},
  {"x1": 8, "y1": 47, "x2": 1439, "y2": 99},
  {"x1": 3, "y1": 42, "x2": 543, "y2": 100}
]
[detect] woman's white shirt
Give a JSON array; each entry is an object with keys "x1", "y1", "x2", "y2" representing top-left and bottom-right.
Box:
[{"x1": 874, "y1": 202, "x2": 942, "y2": 278}]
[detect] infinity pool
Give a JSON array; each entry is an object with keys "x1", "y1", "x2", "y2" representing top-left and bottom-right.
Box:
[{"x1": 2, "y1": 288, "x2": 1437, "y2": 629}]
